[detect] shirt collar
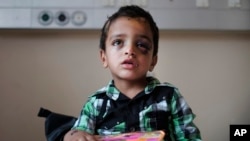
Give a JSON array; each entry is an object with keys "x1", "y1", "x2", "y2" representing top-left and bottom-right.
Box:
[
  {"x1": 144, "y1": 77, "x2": 161, "y2": 94},
  {"x1": 106, "y1": 77, "x2": 161, "y2": 100},
  {"x1": 106, "y1": 80, "x2": 120, "y2": 100}
]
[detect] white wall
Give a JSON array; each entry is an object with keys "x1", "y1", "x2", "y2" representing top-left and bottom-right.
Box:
[{"x1": 0, "y1": 30, "x2": 249, "y2": 141}]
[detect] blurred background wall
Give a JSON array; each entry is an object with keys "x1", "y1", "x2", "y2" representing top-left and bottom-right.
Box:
[{"x1": 0, "y1": 29, "x2": 249, "y2": 141}]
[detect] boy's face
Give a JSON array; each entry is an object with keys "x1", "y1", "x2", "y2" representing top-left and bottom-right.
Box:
[{"x1": 100, "y1": 17, "x2": 157, "y2": 81}]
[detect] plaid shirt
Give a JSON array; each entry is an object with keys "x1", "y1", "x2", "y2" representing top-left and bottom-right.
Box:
[{"x1": 73, "y1": 77, "x2": 202, "y2": 141}]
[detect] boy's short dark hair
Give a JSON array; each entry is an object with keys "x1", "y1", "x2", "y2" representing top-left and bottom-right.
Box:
[{"x1": 99, "y1": 5, "x2": 159, "y2": 56}]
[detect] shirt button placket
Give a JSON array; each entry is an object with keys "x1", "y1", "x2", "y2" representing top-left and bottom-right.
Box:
[{"x1": 130, "y1": 127, "x2": 135, "y2": 132}]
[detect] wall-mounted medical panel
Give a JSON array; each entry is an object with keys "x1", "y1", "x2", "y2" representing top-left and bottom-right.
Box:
[{"x1": 0, "y1": 0, "x2": 249, "y2": 30}]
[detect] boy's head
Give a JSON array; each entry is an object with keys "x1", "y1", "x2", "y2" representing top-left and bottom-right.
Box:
[{"x1": 99, "y1": 5, "x2": 159, "y2": 57}]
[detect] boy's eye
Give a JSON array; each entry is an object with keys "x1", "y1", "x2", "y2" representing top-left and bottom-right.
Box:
[
  {"x1": 136, "y1": 42, "x2": 151, "y2": 53},
  {"x1": 137, "y1": 42, "x2": 147, "y2": 48},
  {"x1": 112, "y1": 39, "x2": 123, "y2": 46}
]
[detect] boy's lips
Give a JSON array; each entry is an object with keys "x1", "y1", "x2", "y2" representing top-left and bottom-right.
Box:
[{"x1": 121, "y1": 59, "x2": 138, "y2": 68}]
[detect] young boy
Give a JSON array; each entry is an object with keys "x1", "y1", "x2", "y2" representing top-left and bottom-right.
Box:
[{"x1": 64, "y1": 5, "x2": 202, "y2": 141}]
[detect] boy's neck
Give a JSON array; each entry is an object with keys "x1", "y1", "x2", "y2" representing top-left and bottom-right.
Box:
[{"x1": 113, "y1": 78, "x2": 148, "y2": 99}]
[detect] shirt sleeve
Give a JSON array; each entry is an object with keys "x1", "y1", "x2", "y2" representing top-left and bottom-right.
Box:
[
  {"x1": 72, "y1": 97, "x2": 100, "y2": 134},
  {"x1": 170, "y1": 88, "x2": 202, "y2": 141}
]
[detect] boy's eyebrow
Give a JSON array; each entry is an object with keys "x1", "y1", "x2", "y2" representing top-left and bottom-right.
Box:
[
  {"x1": 109, "y1": 34, "x2": 152, "y2": 42},
  {"x1": 109, "y1": 34, "x2": 125, "y2": 39},
  {"x1": 107, "y1": 34, "x2": 125, "y2": 42},
  {"x1": 138, "y1": 34, "x2": 152, "y2": 42}
]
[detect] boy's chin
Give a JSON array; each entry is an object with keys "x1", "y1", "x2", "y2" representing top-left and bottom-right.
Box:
[{"x1": 115, "y1": 75, "x2": 147, "y2": 81}]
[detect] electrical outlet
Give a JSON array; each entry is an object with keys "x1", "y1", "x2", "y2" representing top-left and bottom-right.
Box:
[
  {"x1": 72, "y1": 11, "x2": 86, "y2": 26},
  {"x1": 38, "y1": 10, "x2": 53, "y2": 26},
  {"x1": 55, "y1": 11, "x2": 69, "y2": 26}
]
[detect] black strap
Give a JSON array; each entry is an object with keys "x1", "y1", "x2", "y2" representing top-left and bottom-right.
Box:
[
  {"x1": 38, "y1": 107, "x2": 52, "y2": 118},
  {"x1": 38, "y1": 107, "x2": 77, "y2": 141}
]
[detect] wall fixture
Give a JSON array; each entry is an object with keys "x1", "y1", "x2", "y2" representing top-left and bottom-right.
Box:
[
  {"x1": 71, "y1": 11, "x2": 87, "y2": 26},
  {"x1": 55, "y1": 11, "x2": 69, "y2": 26},
  {"x1": 38, "y1": 10, "x2": 53, "y2": 26}
]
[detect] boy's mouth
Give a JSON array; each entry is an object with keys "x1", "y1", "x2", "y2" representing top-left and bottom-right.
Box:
[{"x1": 122, "y1": 59, "x2": 138, "y2": 68}]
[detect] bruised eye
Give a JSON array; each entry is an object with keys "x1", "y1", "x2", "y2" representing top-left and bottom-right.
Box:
[{"x1": 136, "y1": 42, "x2": 151, "y2": 54}]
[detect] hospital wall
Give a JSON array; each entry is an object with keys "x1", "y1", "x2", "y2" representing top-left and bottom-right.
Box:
[{"x1": 0, "y1": 30, "x2": 250, "y2": 141}]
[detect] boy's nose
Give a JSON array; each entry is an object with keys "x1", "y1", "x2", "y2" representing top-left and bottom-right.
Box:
[
  {"x1": 124, "y1": 44, "x2": 136, "y2": 57},
  {"x1": 125, "y1": 51, "x2": 135, "y2": 56}
]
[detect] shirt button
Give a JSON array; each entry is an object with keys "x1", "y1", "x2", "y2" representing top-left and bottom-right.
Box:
[{"x1": 130, "y1": 127, "x2": 135, "y2": 132}]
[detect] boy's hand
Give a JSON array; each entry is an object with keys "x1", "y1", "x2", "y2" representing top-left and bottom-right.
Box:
[{"x1": 63, "y1": 130, "x2": 98, "y2": 141}]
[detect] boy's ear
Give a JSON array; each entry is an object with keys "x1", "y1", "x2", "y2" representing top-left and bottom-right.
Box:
[
  {"x1": 100, "y1": 50, "x2": 108, "y2": 68},
  {"x1": 149, "y1": 55, "x2": 158, "y2": 72}
]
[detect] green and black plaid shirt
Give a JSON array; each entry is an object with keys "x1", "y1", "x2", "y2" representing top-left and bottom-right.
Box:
[{"x1": 73, "y1": 77, "x2": 202, "y2": 141}]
